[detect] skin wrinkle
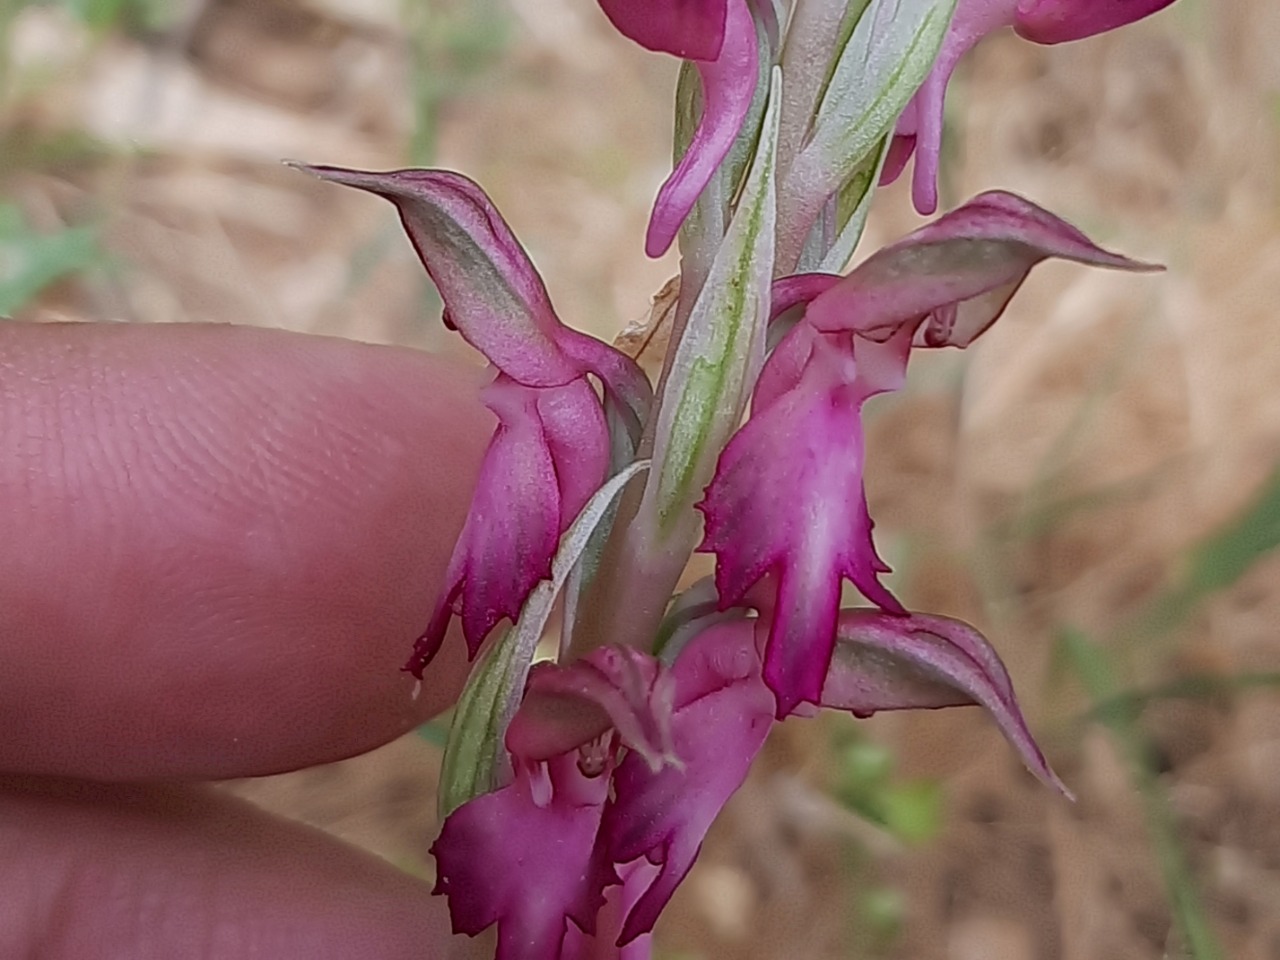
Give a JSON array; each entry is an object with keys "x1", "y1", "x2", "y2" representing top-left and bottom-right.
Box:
[
  {"x1": 170, "y1": 350, "x2": 372, "y2": 514},
  {"x1": 0, "y1": 837, "x2": 55, "y2": 958},
  {"x1": 0, "y1": 778, "x2": 468, "y2": 960},
  {"x1": 0, "y1": 322, "x2": 490, "y2": 779}
]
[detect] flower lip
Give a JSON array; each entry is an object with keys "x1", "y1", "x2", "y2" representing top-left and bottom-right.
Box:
[
  {"x1": 602, "y1": 621, "x2": 776, "y2": 943},
  {"x1": 405, "y1": 374, "x2": 611, "y2": 678},
  {"x1": 430, "y1": 751, "x2": 618, "y2": 960},
  {"x1": 405, "y1": 379, "x2": 555, "y2": 675},
  {"x1": 697, "y1": 327, "x2": 908, "y2": 716}
]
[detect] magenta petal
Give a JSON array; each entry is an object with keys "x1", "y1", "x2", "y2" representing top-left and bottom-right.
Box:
[
  {"x1": 507, "y1": 646, "x2": 679, "y2": 773},
  {"x1": 1015, "y1": 0, "x2": 1176, "y2": 44},
  {"x1": 879, "y1": 130, "x2": 918, "y2": 187},
  {"x1": 406, "y1": 376, "x2": 608, "y2": 676},
  {"x1": 890, "y1": 0, "x2": 1174, "y2": 211},
  {"x1": 645, "y1": 0, "x2": 758, "y2": 257},
  {"x1": 888, "y1": 0, "x2": 1020, "y2": 214},
  {"x1": 432, "y1": 753, "x2": 619, "y2": 960},
  {"x1": 757, "y1": 276, "x2": 842, "y2": 409},
  {"x1": 555, "y1": 331, "x2": 654, "y2": 447},
  {"x1": 804, "y1": 190, "x2": 1159, "y2": 348},
  {"x1": 536, "y1": 379, "x2": 612, "y2": 528},
  {"x1": 770, "y1": 272, "x2": 842, "y2": 322},
  {"x1": 603, "y1": 622, "x2": 775, "y2": 943},
  {"x1": 698, "y1": 333, "x2": 906, "y2": 716},
  {"x1": 597, "y1": 0, "x2": 727, "y2": 60},
  {"x1": 824, "y1": 609, "x2": 1071, "y2": 796},
  {"x1": 408, "y1": 378, "x2": 557, "y2": 673},
  {"x1": 753, "y1": 313, "x2": 816, "y2": 410},
  {"x1": 562, "y1": 860, "x2": 659, "y2": 960}
]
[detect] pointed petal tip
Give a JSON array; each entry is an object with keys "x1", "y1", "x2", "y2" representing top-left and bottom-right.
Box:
[
  {"x1": 770, "y1": 689, "x2": 805, "y2": 720},
  {"x1": 644, "y1": 217, "x2": 678, "y2": 260},
  {"x1": 403, "y1": 594, "x2": 459, "y2": 679},
  {"x1": 287, "y1": 161, "x2": 380, "y2": 191},
  {"x1": 965, "y1": 189, "x2": 1167, "y2": 273},
  {"x1": 826, "y1": 610, "x2": 1074, "y2": 799},
  {"x1": 1044, "y1": 766, "x2": 1076, "y2": 803},
  {"x1": 1014, "y1": 0, "x2": 1178, "y2": 45},
  {"x1": 289, "y1": 160, "x2": 397, "y2": 196},
  {"x1": 910, "y1": 168, "x2": 939, "y2": 217},
  {"x1": 401, "y1": 655, "x2": 430, "y2": 682}
]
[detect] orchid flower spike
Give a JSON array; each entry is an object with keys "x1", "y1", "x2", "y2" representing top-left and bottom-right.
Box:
[
  {"x1": 295, "y1": 0, "x2": 1177, "y2": 947},
  {"x1": 884, "y1": 0, "x2": 1177, "y2": 213}
]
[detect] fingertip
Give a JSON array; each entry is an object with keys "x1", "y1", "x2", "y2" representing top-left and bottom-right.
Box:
[
  {"x1": 0, "y1": 778, "x2": 480, "y2": 960},
  {"x1": 0, "y1": 322, "x2": 490, "y2": 778}
]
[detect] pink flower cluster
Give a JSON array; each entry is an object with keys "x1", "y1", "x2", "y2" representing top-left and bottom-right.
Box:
[{"x1": 301, "y1": 1, "x2": 1173, "y2": 957}]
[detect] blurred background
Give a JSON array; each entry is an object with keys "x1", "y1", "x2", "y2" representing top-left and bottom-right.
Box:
[{"x1": 3, "y1": 1, "x2": 1279, "y2": 957}]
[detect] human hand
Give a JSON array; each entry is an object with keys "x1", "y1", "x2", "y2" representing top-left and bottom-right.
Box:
[{"x1": 0, "y1": 321, "x2": 492, "y2": 959}]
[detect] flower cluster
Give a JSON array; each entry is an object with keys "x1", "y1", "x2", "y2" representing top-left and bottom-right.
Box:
[{"x1": 301, "y1": 1, "x2": 1171, "y2": 957}]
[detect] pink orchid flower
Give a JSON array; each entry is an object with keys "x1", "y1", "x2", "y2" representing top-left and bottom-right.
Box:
[
  {"x1": 699, "y1": 191, "x2": 1157, "y2": 714},
  {"x1": 298, "y1": 166, "x2": 652, "y2": 674},
  {"x1": 433, "y1": 610, "x2": 1064, "y2": 959},
  {"x1": 885, "y1": 0, "x2": 1177, "y2": 213},
  {"x1": 597, "y1": 0, "x2": 760, "y2": 256}
]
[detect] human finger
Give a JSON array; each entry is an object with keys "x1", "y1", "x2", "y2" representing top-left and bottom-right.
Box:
[
  {"x1": 0, "y1": 776, "x2": 483, "y2": 960},
  {"x1": 0, "y1": 322, "x2": 490, "y2": 779}
]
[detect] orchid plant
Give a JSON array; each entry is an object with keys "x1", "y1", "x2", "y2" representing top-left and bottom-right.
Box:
[{"x1": 298, "y1": 1, "x2": 1174, "y2": 957}]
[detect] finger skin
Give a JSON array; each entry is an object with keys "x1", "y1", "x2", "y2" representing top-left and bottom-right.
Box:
[
  {"x1": 0, "y1": 777, "x2": 482, "y2": 960},
  {"x1": 0, "y1": 322, "x2": 491, "y2": 779}
]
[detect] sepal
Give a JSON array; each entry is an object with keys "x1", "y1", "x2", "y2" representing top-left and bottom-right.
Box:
[
  {"x1": 801, "y1": 190, "x2": 1159, "y2": 347},
  {"x1": 825, "y1": 609, "x2": 1071, "y2": 795}
]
